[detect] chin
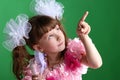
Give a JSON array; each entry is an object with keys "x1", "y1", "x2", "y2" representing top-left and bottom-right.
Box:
[{"x1": 59, "y1": 45, "x2": 65, "y2": 52}]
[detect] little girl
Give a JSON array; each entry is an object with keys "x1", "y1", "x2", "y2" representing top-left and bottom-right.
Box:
[{"x1": 3, "y1": 0, "x2": 102, "y2": 80}]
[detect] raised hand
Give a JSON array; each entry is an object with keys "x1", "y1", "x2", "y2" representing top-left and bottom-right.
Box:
[{"x1": 77, "y1": 11, "x2": 91, "y2": 37}]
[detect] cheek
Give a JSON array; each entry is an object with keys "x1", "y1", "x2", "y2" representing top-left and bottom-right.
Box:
[
  {"x1": 44, "y1": 42, "x2": 58, "y2": 52},
  {"x1": 47, "y1": 44, "x2": 56, "y2": 49},
  {"x1": 60, "y1": 32, "x2": 65, "y2": 40}
]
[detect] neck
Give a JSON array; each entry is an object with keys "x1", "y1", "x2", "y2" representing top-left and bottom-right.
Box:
[
  {"x1": 46, "y1": 52, "x2": 62, "y2": 67},
  {"x1": 47, "y1": 52, "x2": 60, "y2": 61}
]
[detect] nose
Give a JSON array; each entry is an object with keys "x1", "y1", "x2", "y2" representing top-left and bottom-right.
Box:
[
  {"x1": 53, "y1": 29, "x2": 61, "y2": 41},
  {"x1": 56, "y1": 34, "x2": 61, "y2": 41}
]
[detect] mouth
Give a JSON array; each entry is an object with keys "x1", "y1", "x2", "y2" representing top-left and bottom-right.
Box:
[{"x1": 58, "y1": 41, "x2": 64, "y2": 46}]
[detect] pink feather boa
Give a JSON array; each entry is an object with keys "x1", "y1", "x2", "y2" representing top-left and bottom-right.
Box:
[{"x1": 65, "y1": 38, "x2": 85, "y2": 71}]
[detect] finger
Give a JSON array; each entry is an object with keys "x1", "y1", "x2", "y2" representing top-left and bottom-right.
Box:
[
  {"x1": 78, "y1": 22, "x2": 88, "y2": 32},
  {"x1": 80, "y1": 11, "x2": 89, "y2": 21}
]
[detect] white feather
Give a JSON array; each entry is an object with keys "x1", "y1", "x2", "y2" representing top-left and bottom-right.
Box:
[{"x1": 33, "y1": 0, "x2": 64, "y2": 20}]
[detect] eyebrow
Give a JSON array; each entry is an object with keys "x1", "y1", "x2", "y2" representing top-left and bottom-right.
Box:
[{"x1": 42, "y1": 30, "x2": 52, "y2": 39}]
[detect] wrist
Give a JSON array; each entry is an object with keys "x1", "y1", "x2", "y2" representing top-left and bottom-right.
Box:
[{"x1": 79, "y1": 35, "x2": 89, "y2": 41}]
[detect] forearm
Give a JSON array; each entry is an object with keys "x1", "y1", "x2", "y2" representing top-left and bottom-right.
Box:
[{"x1": 80, "y1": 35, "x2": 102, "y2": 69}]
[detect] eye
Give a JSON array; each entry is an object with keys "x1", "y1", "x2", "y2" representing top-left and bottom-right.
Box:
[
  {"x1": 56, "y1": 26, "x2": 60, "y2": 30},
  {"x1": 48, "y1": 34, "x2": 54, "y2": 40},
  {"x1": 57, "y1": 27, "x2": 60, "y2": 30}
]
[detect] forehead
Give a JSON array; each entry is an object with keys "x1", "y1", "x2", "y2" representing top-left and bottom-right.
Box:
[{"x1": 41, "y1": 25, "x2": 59, "y2": 38}]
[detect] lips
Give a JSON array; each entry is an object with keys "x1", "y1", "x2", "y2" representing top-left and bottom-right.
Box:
[{"x1": 58, "y1": 41, "x2": 63, "y2": 46}]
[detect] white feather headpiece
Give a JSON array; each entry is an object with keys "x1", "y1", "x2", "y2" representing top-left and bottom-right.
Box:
[
  {"x1": 32, "y1": 0, "x2": 64, "y2": 20},
  {"x1": 3, "y1": 14, "x2": 31, "y2": 51}
]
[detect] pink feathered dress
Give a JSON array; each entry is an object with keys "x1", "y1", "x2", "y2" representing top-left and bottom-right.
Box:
[{"x1": 22, "y1": 38, "x2": 88, "y2": 80}]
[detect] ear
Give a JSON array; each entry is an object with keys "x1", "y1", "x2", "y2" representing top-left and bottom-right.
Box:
[{"x1": 33, "y1": 44, "x2": 43, "y2": 51}]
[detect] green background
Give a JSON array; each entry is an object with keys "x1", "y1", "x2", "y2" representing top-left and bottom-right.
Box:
[{"x1": 0, "y1": 0, "x2": 119, "y2": 80}]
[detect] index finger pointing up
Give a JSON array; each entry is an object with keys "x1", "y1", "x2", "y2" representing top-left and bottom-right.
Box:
[{"x1": 80, "y1": 11, "x2": 89, "y2": 21}]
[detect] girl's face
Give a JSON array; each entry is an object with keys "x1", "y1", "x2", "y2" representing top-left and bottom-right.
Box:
[{"x1": 38, "y1": 25, "x2": 65, "y2": 54}]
